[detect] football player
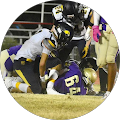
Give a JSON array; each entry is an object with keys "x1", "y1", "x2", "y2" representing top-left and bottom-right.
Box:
[
  {"x1": 46, "y1": 58, "x2": 98, "y2": 95},
  {"x1": 0, "y1": 45, "x2": 22, "y2": 80},
  {"x1": 52, "y1": 1, "x2": 94, "y2": 64},
  {"x1": 92, "y1": 11, "x2": 119, "y2": 99},
  {"x1": 13, "y1": 22, "x2": 74, "y2": 94},
  {"x1": 0, "y1": 45, "x2": 32, "y2": 92}
]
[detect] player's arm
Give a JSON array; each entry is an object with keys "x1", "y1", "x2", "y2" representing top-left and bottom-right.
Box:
[
  {"x1": 92, "y1": 11, "x2": 101, "y2": 42},
  {"x1": 39, "y1": 53, "x2": 48, "y2": 77},
  {"x1": 84, "y1": 8, "x2": 94, "y2": 41},
  {"x1": 82, "y1": 9, "x2": 94, "y2": 58},
  {"x1": 82, "y1": 29, "x2": 93, "y2": 58},
  {"x1": 39, "y1": 42, "x2": 51, "y2": 82},
  {"x1": 93, "y1": 11, "x2": 100, "y2": 25},
  {"x1": 47, "y1": 80, "x2": 64, "y2": 95}
]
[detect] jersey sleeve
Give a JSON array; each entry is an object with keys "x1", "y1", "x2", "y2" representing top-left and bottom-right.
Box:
[
  {"x1": 84, "y1": 7, "x2": 91, "y2": 19},
  {"x1": 41, "y1": 29, "x2": 54, "y2": 55},
  {"x1": 52, "y1": 5, "x2": 63, "y2": 21}
]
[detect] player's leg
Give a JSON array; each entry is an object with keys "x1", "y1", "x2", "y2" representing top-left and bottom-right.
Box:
[
  {"x1": 96, "y1": 67, "x2": 107, "y2": 96},
  {"x1": 0, "y1": 50, "x2": 11, "y2": 80},
  {"x1": 106, "y1": 31, "x2": 118, "y2": 92},
  {"x1": 14, "y1": 59, "x2": 42, "y2": 94},
  {"x1": 95, "y1": 31, "x2": 109, "y2": 95},
  {"x1": 96, "y1": 31, "x2": 109, "y2": 67},
  {"x1": 12, "y1": 81, "x2": 32, "y2": 93},
  {"x1": 46, "y1": 57, "x2": 62, "y2": 81},
  {"x1": 58, "y1": 41, "x2": 75, "y2": 64}
]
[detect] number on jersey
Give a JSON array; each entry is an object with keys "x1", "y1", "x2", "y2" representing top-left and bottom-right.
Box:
[
  {"x1": 65, "y1": 75, "x2": 81, "y2": 95},
  {"x1": 54, "y1": 5, "x2": 63, "y2": 14}
]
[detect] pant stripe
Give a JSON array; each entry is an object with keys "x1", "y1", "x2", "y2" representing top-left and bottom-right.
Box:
[{"x1": 15, "y1": 69, "x2": 31, "y2": 86}]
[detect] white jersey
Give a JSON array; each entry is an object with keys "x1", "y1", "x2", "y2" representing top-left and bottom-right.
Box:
[
  {"x1": 83, "y1": 6, "x2": 91, "y2": 19},
  {"x1": 15, "y1": 29, "x2": 53, "y2": 61},
  {"x1": 52, "y1": 5, "x2": 91, "y2": 40}
]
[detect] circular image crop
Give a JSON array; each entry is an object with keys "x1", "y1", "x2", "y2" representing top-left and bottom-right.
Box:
[{"x1": 0, "y1": 0, "x2": 119, "y2": 120}]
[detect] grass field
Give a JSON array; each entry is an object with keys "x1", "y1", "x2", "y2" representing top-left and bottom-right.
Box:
[{"x1": 11, "y1": 84, "x2": 104, "y2": 120}]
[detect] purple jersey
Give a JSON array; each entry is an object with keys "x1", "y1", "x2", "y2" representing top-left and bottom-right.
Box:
[
  {"x1": 5, "y1": 45, "x2": 22, "y2": 71},
  {"x1": 54, "y1": 62, "x2": 87, "y2": 95}
]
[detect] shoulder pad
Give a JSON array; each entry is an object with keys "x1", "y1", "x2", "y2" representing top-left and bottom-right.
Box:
[
  {"x1": 52, "y1": 5, "x2": 63, "y2": 21},
  {"x1": 42, "y1": 38, "x2": 57, "y2": 51}
]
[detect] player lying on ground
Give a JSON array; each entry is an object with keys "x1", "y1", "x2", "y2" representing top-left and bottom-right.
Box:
[
  {"x1": 46, "y1": 58, "x2": 97, "y2": 95},
  {"x1": 5, "y1": 57, "x2": 103, "y2": 96}
]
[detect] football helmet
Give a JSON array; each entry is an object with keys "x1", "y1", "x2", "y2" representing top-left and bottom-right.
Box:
[
  {"x1": 42, "y1": 22, "x2": 74, "y2": 52},
  {"x1": 83, "y1": 68, "x2": 97, "y2": 85},
  {"x1": 53, "y1": 22, "x2": 74, "y2": 45},
  {"x1": 79, "y1": 57, "x2": 98, "y2": 85},
  {"x1": 62, "y1": 1, "x2": 84, "y2": 23},
  {"x1": 79, "y1": 57, "x2": 98, "y2": 71}
]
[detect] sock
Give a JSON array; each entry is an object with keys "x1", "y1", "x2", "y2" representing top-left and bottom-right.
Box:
[
  {"x1": 99, "y1": 68, "x2": 107, "y2": 91},
  {"x1": 12, "y1": 81, "x2": 29, "y2": 93}
]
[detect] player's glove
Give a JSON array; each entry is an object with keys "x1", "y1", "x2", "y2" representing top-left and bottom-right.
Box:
[
  {"x1": 40, "y1": 75, "x2": 45, "y2": 82},
  {"x1": 82, "y1": 46, "x2": 89, "y2": 58},
  {"x1": 92, "y1": 25, "x2": 101, "y2": 42}
]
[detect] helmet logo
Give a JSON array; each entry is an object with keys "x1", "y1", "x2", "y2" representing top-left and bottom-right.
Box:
[{"x1": 64, "y1": 30, "x2": 70, "y2": 36}]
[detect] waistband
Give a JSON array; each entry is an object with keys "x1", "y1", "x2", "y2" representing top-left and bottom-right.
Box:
[{"x1": 16, "y1": 57, "x2": 33, "y2": 62}]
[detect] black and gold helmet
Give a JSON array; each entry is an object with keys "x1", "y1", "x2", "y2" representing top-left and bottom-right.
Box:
[
  {"x1": 42, "y1": 22, "x2": 74, "y2": 52},
  {"x1": 54, "y1": 22, "x2": 74, "y2": 45},
  {"x1": 79, "y1": 57, "x2": 98, "y2": 71},
  {"x1": 62, "y1": 1, "x2": 84, "y2": 24}
]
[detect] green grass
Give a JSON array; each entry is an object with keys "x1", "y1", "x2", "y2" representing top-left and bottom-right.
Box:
[{"x1": 11, "y1": 84, "x2": 104, "y2": 120}]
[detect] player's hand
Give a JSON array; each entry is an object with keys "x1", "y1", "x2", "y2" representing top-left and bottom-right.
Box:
[
  {"x1": 40, "y1": 75, "x2": 45, "y2": 82},
  {"x1": 82, "y1": 46, "x2": 89, "y2": 58},
  {"x1": 92, "y1": 25, "x2": 101, "y2": 42}
]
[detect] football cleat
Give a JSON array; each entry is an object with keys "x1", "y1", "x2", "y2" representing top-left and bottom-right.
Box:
[
  {"x1": 4, "y1": 77, "x2": 13, "y2": 91},
  {"x1": 102, "y1": 91, "x2": 111, "y2": 99}
]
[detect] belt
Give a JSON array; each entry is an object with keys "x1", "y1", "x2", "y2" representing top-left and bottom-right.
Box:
[
  {"x1": 19, "y1": 57, "x2": 33, "y2": 65},
  {"x1": 19, "y1": 57, "x2": 33, "y2": 62},
  {"x1": 26, "y1": 58, "x2": 32, "y2": 62}
]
